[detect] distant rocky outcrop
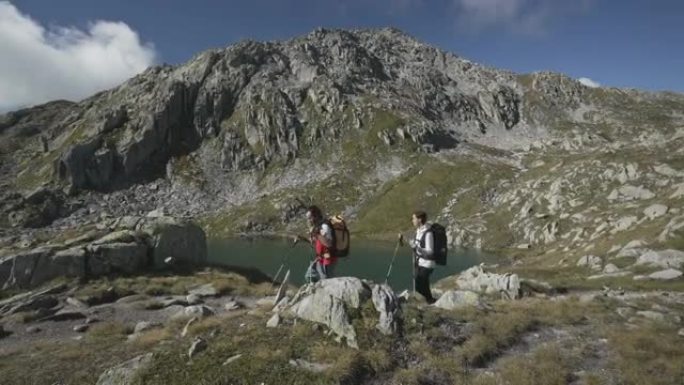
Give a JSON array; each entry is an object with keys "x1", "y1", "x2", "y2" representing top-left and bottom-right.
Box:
[{"x1": 0, "y1": 216, "x2": 206, "y2": 289}]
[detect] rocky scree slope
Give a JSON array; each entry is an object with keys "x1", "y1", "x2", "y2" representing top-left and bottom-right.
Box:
[{"x1": 1, "y1": 27, "x2": 683, "y2": 261}]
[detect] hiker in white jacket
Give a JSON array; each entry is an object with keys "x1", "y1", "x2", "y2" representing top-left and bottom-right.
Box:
[{"x1": 409, "y1": 210, "x2": 436, "y2": 304}]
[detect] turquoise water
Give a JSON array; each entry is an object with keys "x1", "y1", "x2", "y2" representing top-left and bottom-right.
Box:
[{"x1": 208, "y1": 238, "x2": 495, "y2": 290}]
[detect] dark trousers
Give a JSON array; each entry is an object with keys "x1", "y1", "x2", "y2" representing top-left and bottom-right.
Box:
[{"x1": 415, "y1": 266, "x2": 436, "y2": 304}]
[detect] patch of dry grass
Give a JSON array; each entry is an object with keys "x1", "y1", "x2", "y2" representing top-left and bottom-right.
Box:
[{"x1": 607, "y1": 324, "x2": 684, "y2": 385}]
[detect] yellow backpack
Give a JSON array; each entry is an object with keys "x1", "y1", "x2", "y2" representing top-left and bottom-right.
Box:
[{"x1": 328, "y1": 215, "x2": 350, "y2": 257}]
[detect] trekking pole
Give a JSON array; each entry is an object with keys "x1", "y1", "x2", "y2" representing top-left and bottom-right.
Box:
[
  {"x1": 272, "y1": 238, "x2": 298, "y2": 287},
  {"x1": 384, "y1": 233, "x2": 404, "y2": 285},
  {"x1": 412, "y1": 253, "x2": 416, "y2": 294}
]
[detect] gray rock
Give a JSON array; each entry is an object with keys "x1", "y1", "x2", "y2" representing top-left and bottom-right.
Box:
[
  {"x1": 577, "y1": 255, "x2": 602, "y2": 271},
  {"x1": 39, "y1": 308, "x2": 86, "y2": 322},
  {"x1": 87, "y1": 242, "x2": 149, "y2": 276},
  {"x1": 224, "y1": 300, "x2": 242, "y2": 311},
  {"x1": 635, "y1": 249, "x2": 684, "y2": 269},
  {"x1": 433, "y1": 290, "x2": 482, "y2": 310},
  {"x1": 134, "y1": 321, "x2": 161, "y2": 334},
  {"x1": 636, "y1": 310, "x2": 666, "y2": 322},
  {"x1": 648, "y1": 269, "x2": 683, "y2": 280},
  {"x1": 116, "y1": 294, "x2": 150, "y2": 304},
  {"x1": 293, "y1": 277, "x2": 371, "y2": 309},
  {"x1": 160, "y1": 297, "x2": 189, "y2": 308},
  {"x1": 371, "y1": 284, "x2": 400, "y2": 335},
  {"x1": 644, "y1": 204, "x2": 669, "y2": 220},
  {"x1": 1, "y1": 248, "x2": 53, "y2": 289},
  {"x1": 287, "y1": 286, "x2": 358, "y2": 348},
  {"x1": 29, "y1": 247, "x2": 87, "y2": 287},
  {"x1": 66, "y1": 297, "x2": 88, "y2": 309},
  {"x1": 26, "y1": 326, "x2": 41, "y2": 333},
  {"x1": 616, "y1": 307, "x2": 635, "y2": 318},
  {"x1": 6, "y1": 295, "x2": 58, "y2": 315},
  {"x1": 90, "y1": 230, "x2": 142, "y2": 246},
  {"x1": 678, "y1": 328, "x2": 684, "y2": 337},
  {"x1": 144, "y1": 218, "x2": 207, "y2": 269},
  {"x1": 185, "y1": 294, "x2": 202, "y2": 305},
  {"x1": 188, "y1": 337, "x2": 207, "y2": 359},
  {"x1": 610, "y1": 216, "x2": 638, "y2": 233},
  {"x1": 607, "y1": 185, "x2": 655, "y2": 201},
  {"x1": 266, "y1": 313, "x2": 281, "y2": 328},
  {"x1": 173, "y1": 305, "x2": 215, "y2": 320},
  {"x1": 73, "y1": 324, "x2": 89, "y2": 333},
  {"x1": 603, "y1": 264, "x2": 620, "y2": 274},
  {"x1": 96, "y1": 353, "x2": 154, "y2": 385},
  {"x1": 222, "y1": 354, "x2": 243, "y2": 366},
  {"x1": 587, "y1": 271, "x2": 631, "y2": 280},
  {"x1": 456, "y1": 266, "x2": 521, "y2": 299}
]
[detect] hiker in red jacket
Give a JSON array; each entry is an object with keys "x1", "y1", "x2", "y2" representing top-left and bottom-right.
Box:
[{"x1": 295, "y1": 205, "x2": 337, "y2": 283}]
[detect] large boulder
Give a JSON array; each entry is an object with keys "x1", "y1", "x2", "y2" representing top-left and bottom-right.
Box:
[
  {"x1": 287, "y1": 287, "x2": 358, "y2": 348},
  {"x1": 0, "y1": 247, "x2": 53, "y2": 289},
  {"x1": 371, "y1": 284, "x2": 400, "y2": 335},
  {"x1": 456, "y1": 265, "x2": 521, "y2": 299},
  {"x1": 285, "y1": 277, "x2": 373, "y2": 348},
  {"x1": 87, "y1": 242, "x2": 149, "y2": 276},
  {"x1": 28, "y1": 247, "x2": 87, "y2": 286},
  {"x1": 142, "y1": 217, "x2": 207, "y2": 268},
  {"x1": 96, "y1": 353, "x2": 154, "y2": 385},
  {"x1": 635, "y1": 249, "x2": 684, "y2": 269}
]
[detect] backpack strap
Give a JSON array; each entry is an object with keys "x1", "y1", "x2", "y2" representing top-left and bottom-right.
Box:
[{"x1": 322, "y1": 220, "x2": 337, "y2": 252}]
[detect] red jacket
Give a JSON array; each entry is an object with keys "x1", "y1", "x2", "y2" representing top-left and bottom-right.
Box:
[{"x1": 312, "y1": 224, "x2": 336, "y2": 266}]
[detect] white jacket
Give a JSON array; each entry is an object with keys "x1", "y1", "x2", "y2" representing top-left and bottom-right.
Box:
[{"x1": 413, "y1": 224, "x2": 436, "y2": 269}]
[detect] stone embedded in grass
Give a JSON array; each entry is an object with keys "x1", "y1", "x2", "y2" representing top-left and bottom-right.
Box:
[
  {"x1": 607, "y1": 185, "x2": 655, "y2": 201},
  {"x1": 636, "y1": 310, "x2": 666, "y2": 322},
  {"x1": 173, "y1": 305, "x2": 215, "y2": 320},
  {"x1": 224, "y1": 300, "x2": 243, "y2": 311},
  {"x1": 433, "y1": 290, "x2": 482, "y2": 310},
  {"x1": 222, "y1": 354, "x2": 243, "y2": 366},
  {"x1": 134, "y1": 321, "x2": 161, "y2": 334},
  {"x1": 455, "y1": 265, "x2": 521, "y2": 299},
  {"x1": 73, "y1": 324, "x2": 89, "y2": 333},
  {"x1": 635, "y1": 249, "x2": 684, "y2": 269},
  {"x1": 266, "y1": 313, "x2": 281, "y2": 328},
  {"x1": 643, "y1": 204, "x2": 669, "y2": 220},
  {"x1": 647, "y1": 269, "x2": 683, "y2": 280},
  {"x1": 371, "y1": 284, "x2": 400, "y2": 335},
  {"x1": 160, "y1": 297, "x2": 189, "y2": 308},
  {"x1": 185, "y1": 294, "x2": 202, "y2": 305},
  {"x1": 96, "y1": 353, "x2": 153, "y2": 385},
  {"x1": 66, "y1": 297, "x2": 88, "y2": 309},
  {"x1": 610, "y1": 216, "x2": 638, "y2": 234},
  {"x1": 188, "y1": 337, "x2": 207, "y2": 359}
]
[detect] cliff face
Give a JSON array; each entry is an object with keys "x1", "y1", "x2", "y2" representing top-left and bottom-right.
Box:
[{"x1": 1, "y1": 28, "x2": 683, "y2": 255}]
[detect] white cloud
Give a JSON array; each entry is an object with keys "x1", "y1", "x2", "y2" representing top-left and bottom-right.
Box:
[
  {"x1": 453, "y1": 0, "x2": 590, "y2": 36},
  {"x1": 0, "y1": 2, "x2": 156, "y2": 112},
  {"x1": 578, "y1": 77, "x2": 600, "y2": 88}
]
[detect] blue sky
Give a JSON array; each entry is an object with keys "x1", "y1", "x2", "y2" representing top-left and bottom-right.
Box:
[{"x1": 2, "y1": 0, "x2": 683, "y2": 110}]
